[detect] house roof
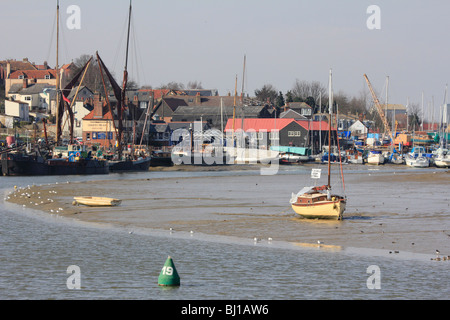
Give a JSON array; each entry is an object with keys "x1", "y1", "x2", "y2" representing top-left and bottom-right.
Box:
[
  {"x1": 167, "y1": 121, "x2": 210, "y2": 132},
  {"x1": 67, "y1": 86, "x2": 94, "y2": 100},
  {"x1": 149, "y1": 122, "x2": 169, "y2": 133},
  {"x1": 83, "y1": 107, "x2": 114, "y2": 121},
  {"x1": 385, "y1": 104, "x2": 406, "y2": 111},
  {"x1": 224, "y1": 118, "x2": 335, "y2": 132},
  {"x1": 138, "y1": 89, "x2": 171, "y2": 100},
  {"x1": 285, "y1": 102, "x2": 312, "y2": 109},
  {"x1": 280, "y1": 109, "x2": 307, "y2": 119},
  {"x1": 0, "y1": 59, "x2": 37, "y2": 71},
  {"x1": 8, "y1": 69, "x2": 57, "y2": 79},
  {"x1": 172, "y1": 104, "x2": 268, "y2": 118},
  {"x1": 176, "y1": 89, "x2": 218, "y2": 96},
  {"x1": 225, "y1": 118, "x2": 294, "y2": 132},
  {"x1": 8, "y1": 83, "x2": 55, "y2": 95},
  {"x1": 163, "y1": 98, "x2": 189, "y2": 111},
  {"x1": 297, "y1": 120, "x2": 335, "y2": 131}
]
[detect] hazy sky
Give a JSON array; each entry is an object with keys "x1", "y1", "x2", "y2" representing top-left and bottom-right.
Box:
[{"x1": 2, "y1": 0, "x2": 450, "y2": 119}]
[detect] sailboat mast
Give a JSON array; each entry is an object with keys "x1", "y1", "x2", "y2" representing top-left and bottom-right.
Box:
[
  {"x1": 241, "y1": 55, "x2": 246, "y2": 132},
  {"x1": 328, "y1": 69, "x2": 333, "y2": 189},
  {"x1": 241, "y1": 54, "x2": 246, "y2": 104},
  {"x1": 55, "y1": 0, "x2": 60, "y2": 144},
  {"x1": 118, "y1": 0, "x2": 132, "y2": 157},
  {"x1": 232, "y1": 75, "x2": 237, "y2": 135},
  {"x1": 124, "y1": 0, "x2": 132, "y2": 75}
]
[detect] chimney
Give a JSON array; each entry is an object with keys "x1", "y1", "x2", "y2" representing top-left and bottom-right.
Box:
[
  {"x1": 93, "y1": 93, "x2": 103, "y2": 118},
  {"x1": 195, "y1": 92, "x2": 201, "y2": 105},
  {"x1": 23, "y1": 78, "x2": 28, "y2": 88},
  {"x1": 6, "y1": 62, "x2": 11, "y2": 79},
  {"x1": 44, "y1": 61, "x2": 48, "y2": 69}
]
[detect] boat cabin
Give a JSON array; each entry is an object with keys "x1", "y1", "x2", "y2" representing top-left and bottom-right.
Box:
[
  {"x1": 296, "y1": 193, "x2": 329, "y2": 204},
  {"x1": 53, "y1": 144, "x2": 89, "y2": 161}
]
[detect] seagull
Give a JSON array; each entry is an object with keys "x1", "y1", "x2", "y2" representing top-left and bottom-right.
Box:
[
  {"x1": 317, "y1": 240, "x2": 323, "y2": 245},
  {"x1": 436, "y1": 250, "x2": 440, "y2": 256},
  {"x1": 268, "y1": 237, "x2": 273, "y2": 242}
]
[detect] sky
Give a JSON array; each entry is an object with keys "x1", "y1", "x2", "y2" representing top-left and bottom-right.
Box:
[{"x1": 2, "y1": 0, "x2": 450, "y2": 120}]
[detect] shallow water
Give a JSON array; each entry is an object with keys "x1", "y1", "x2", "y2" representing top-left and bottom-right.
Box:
[{"x1": 0, "y1": 164, "x2": 449, "y2": 300}]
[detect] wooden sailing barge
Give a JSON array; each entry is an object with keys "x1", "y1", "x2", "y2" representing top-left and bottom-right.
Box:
[
  {"x1": 2, "y1": 1, "x2": 109, "y2": 176},
  {"x1": 96, "y1": 1, "x2": 151, "y2": 172}
]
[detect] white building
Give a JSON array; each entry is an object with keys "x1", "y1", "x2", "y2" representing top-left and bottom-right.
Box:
[
  {"x1": 348, "y1": 120, "x2": 369, "y2": 137},
  {"x1": 5, "y1": 100, "x2": 29, "y2": 121},
  {"x1": 7, "y1": 82, "x2": 55, "y2": 111}
]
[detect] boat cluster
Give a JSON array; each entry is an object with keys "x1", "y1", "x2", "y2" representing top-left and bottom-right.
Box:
[{"x1": 279, "y1": 144, "x2": 449, "y2": 168}]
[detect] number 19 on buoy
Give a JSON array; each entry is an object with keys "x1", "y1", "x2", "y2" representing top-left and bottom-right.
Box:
[{"x1": 158, "y1": 256, "x2": 180, "y2": 286}]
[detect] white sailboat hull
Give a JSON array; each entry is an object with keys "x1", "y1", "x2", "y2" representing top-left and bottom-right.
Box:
[
  {"x1": 405, "y1": 155, "x2": 429, "y2": 167},
  {"x1": 225, "y1": 147, "x2": 279, "y2": 164},
  {"x1": 367, "y1": 153, "x2": 384, "y2": 165},
  {"x1": 434, "y1": 156, "x2": 450, "y2": 168}
]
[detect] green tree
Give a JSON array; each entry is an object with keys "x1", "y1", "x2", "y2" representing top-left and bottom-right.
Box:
[
  {"x1": 254, "y1": 84, "x2": 277, "y2": 104},
  {"x1": 285, "y1": 91, "x2": 294, "y2": 103},
  {"x1": 275, "y1": 91, "x2": 285, "y2": 108}
]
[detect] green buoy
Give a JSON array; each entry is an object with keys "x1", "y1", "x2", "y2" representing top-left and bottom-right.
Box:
[{"x1": 158, "y1": 256, "x2": 180, "y2": 286}]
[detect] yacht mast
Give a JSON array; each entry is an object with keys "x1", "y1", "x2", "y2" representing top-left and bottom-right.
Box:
[
  {"x1": 55, "y1": 0, "x2": 60, "y2": 144},
  {"x1": 328, "y1": 69, "x2": 333, "y2": 189}
]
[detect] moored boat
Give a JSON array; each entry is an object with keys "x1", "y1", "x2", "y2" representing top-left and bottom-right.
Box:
[
  {"x1": 433, "y1": 147, "x2": 450, "y2": 168},
  {"x1": 290, "y1": 70, "x2": 346, "y2": 220},
  {"x1": 405, "y1": 146, "x2": 430, "y2": 167},
  {"x1": 366, "y1": 150, "x2": 385, "y2": 165},
  {"x1": 290, "y1": 185, "x2": 346, "y2": 220},
  {"x1": 73, "y1": 196, "x2": 122, "y2": 206},
  {"x1": 1, "y1": 144, "x2": 109, "y2": 176}
]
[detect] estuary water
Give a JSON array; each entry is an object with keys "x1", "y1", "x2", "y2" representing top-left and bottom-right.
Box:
[{"x1": 0, "y1": 164, "x2": 449, "y2": 300}]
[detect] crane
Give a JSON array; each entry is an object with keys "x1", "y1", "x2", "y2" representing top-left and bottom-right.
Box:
[{"x1": 363, "y1": 74, "x2": 395, "y2": 148}]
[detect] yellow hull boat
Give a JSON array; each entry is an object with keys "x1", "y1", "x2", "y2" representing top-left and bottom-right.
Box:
[
  {"x1": 290, "y1": 187, "x2": 346, "y2": 220},
  {"x1": 73, "y1": 196, "x2": 122, "y2": 207}
]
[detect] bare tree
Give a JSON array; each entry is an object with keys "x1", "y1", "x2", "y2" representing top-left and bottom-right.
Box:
[
  {"x1": 291, "y1": 79, "x2": 327, "y2": 101},
  {"x1": 187, "y1": 81, "x2": 203, "y2": 89},
  {"x1": 158, "y1": 81, "x2": 185, "y2": 90},
  {"x1": 408, "y1": 102, "x2": 421, "y2": 130}
]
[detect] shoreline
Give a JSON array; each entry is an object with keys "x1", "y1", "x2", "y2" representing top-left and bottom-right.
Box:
[
  {"x1": 1, "y1": 192, "x2": 437, "y2": 263},
  {"x1": 4, "y1": 166, "x2": 449, "y2": 262}
]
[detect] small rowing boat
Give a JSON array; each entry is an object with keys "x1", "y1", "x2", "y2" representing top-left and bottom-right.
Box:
[{"x1": 73, "y1": 196, "x2": 122, "y2": 207}]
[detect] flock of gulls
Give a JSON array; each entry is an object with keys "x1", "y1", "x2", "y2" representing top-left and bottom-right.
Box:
[{"x1": 5, "y1": 183, "x2": 68, "y2": 216}]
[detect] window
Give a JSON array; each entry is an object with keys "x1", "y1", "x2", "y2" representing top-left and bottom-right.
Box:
[
  {"x1": 86, "y1": 133, "x2": 91, "y2": 140},
  {"x1": 45, "y1": 75, "x2": 51, "y2": 79},
  {"x1": 269, "y1": 131, "x2": 279, "y2": 140},
  {"x1": 24, "y1": 96, "x2": 31, "y2": 101},
  {"x1": 18, "y1": 75, "x2": 24, "y2": 79},
  {"x1": 288, "y1": 131, "x2": 301, "y2": 137}
]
